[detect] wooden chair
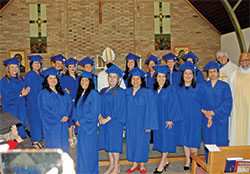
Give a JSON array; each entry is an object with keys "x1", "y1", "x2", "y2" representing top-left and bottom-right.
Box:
[{"x1": 191, "y1": 146, "x2": 250, "y2": 174}]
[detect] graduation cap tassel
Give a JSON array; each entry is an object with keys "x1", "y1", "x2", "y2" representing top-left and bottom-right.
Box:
[
  {"x1": 145, "y1": 74, "x2": 148, "y2": 88},
  {"x1": 218, "y1": 63, "x2": 220, "y2": 77},
  {"x1": 170, "y1": 72, "x2": 173, "y2": 85},
  {"x1": 41, "y1": 62, "x2": 43, "y2": 71},
  {"x1": 119, "y1": 73, "x2": 125, "y2": 86},
  {"x1": 194, "y1": 66, "x2": 197, "y2": 81},
  {"x1": 18, "y1": 64, "x2": 21, "y2": 76},
  {"x1": 94, "y1": 75, "x2": 97, "y2": 90},
  {"x1": 76, "y1": 63, "x2": 78, "y2": 74}
]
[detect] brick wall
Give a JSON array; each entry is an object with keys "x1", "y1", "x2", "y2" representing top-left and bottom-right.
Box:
[{"x1": 0, "y1": 0, "x2": 220, "y2": 77}]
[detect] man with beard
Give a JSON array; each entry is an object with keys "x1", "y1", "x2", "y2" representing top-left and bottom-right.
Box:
[{"x1": 229, "y1": 52, "x2": 250, "y2": 146}]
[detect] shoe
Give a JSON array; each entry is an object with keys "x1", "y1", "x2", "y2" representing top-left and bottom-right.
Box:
[
  {"x1": 140, "y1": 169, "x2": 147, "y2": 174},
  {"x1": 69, "y1": 138, "x2": 76, "y2": 148},
  {"x1": 184, "y1": 166, "x2": 190, "y2": 170},
  {"x1": 154, "y1": 165, "x2": 167, "y2": 173},
  {"x1": 32, "y1": 142, "x2": 43, "y2": 149},
  {"x1": 126, "y1": 165, "x2": 140, "y2": 173},
  {"x1": 165, "y1": 162, "x2": 170, "y2": 168}
]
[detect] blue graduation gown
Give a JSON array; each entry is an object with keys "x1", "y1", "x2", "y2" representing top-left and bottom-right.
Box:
[
  {"x1": 61, "y1": 75, "x2": 78, "y2": 101},
  {"x1": 177, "y1": 85, "x2": 203, "y2": 148},
  {"x1": 0, "y1": 76, "x2": 27, "y2": 138},
  {"x1": 196, "y1": 69, "x2": 205, "y2": 84},
  {"x1": 72, "y1": 90, "x2": 101, "y2": 174},
  {"x1": 123, "y1": 72, "x2": 131, "y2": 88},
  {"x1": 146, "y1": 71, "x2": 156, "y2": 90},
  {"x1": 125, "y1": 87, "x2": 158, "y2": 162},
  {"x1": 99, "y1": 87, "x2": 126, "y2": 153},
  {"x1": 61, "y1": 75, "x2": 78, "y2": 126},
  {"x1": 153, "y1": 86, "x2": 182, "y2": 153},
  {"x1": 167, "y1": 70, "x2": 182, "y2": 85},
  {"x1": 38, "y1": 89, "x2": 72, "y2": 153},
  {"x1": 24, "y1": 70, "x2": 44, "y2": 142},
  {"x1": 200, "y1": 80, "x2": 232, "y2": 159}
]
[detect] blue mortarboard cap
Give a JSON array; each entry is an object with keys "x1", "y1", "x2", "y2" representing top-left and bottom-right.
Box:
[
  {"x1": 79, "y1": 57, "x2": 95, "y2": 66},
  {"x1": 3, "y1": 57, "x2": 20, "y2": 66},
  {"x1": 40, "y1": 67, "x2": 58, "y2": 77},
  {"x1": 27, "y1": 55, "x2": 43, "y2": 62},
  {"x1": 203, "y1": 61, "x2": 221, "y2": 70},
  {"x1": 182, "y1": 51, "x2": 199, "y2": 62},
  {"x1": 106, "y1": 64, "x2": 124, "y2": 77},
  {"x1": 126, "y1": 53, "x2": 140, "y2": 61},
  {"x1": 78, "y1": 69, "x2": 93, "y2": 79},
  {"x1": 65, "y1": 58, "x2": 78, "y2": 66},
  {"x1": 145, "y1": 54, "x2": 162, "y2": 64},
  {"x1": 162, "y1": 52, "x2": 178, "y2": 61},
  {"x1": 129, "y1": 67, "x2": 146, "y2": 78},
  {"x1": 178, "y1": 61, "x2": 197, "y2": 72},
  {"x1": 152, "y1": 65, "x2": 171, "y2": 74},
  {"x1": 50, "y1": 54, "x2": 66, "y2": 62}
]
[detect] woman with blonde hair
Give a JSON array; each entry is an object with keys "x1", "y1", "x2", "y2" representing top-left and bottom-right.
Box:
[
  {"x1": 99, "y1": 64, "x2": 126, "y2": 174},
  {"x1": 0, "y1": 57, "x2": 30, "y2": 138}
]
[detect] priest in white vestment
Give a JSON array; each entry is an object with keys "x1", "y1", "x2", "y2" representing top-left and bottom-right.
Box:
[
  {"x1": 97, "y1": 47, "x2": 126, "y2": 92},
  {"x1": 216, "y1": 51, "x2": 238, "y2": 83},
  {"x1": 229, "y1": 52, "x2": 250, "y2": 146}
]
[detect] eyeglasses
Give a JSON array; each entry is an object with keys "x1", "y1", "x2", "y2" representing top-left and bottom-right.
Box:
[{"x1": 239, "y1": 59, "x2": 250, "y2": 62}]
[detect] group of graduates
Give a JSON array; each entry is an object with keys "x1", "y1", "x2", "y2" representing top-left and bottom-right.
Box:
[{"x1": 0, "y1": 49, "x2": 233, "y2": 174}]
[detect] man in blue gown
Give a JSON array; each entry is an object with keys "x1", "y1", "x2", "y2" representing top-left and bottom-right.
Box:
[{"x1": 201, "y1": 61, "x2": 232, "y2": 161}]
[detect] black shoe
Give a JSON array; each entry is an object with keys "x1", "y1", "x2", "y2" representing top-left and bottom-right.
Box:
[
  {"x1": 153, "y1": 165, "x2": 167, "y2": 173},
  {"x1": 165, "y1": 162, "x2": 170, "y2": 168},
  {"x1": 184, "y1": 166, "x2": 190, "y2": 170}
]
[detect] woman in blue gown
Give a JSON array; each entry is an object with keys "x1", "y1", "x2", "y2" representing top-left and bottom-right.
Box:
[
  {"x1": 61, "y1": 58, "x2": 78, "y2": 148},
  {"x1": 38, "y1": 67, "x2": 72, "y2": 153},
  {"x1": 145, "y1": 54, "x2": 161, "y2": 90},
  {"x1": 201, "y1": 61, "x2": 232, "y2": 161},
  {"x1": 99, "y1": 64, "x2": 126, "y2": 174},
  {"x1": 72, "y1": 70, "x2": 101, "y2": 174},
  {"x1": 182, "y1": 51, "x2": 204, "y2": 84},
  {"x1": 177, "y1": 61, "x2": 204, "y2": 170},
  {"x1": 125, "y1": 67, "x2": 158, "y2": 174},
  {"x1": 152, "y1": 65, "x2": 182, "y2": 173},
  {"x1": 0, "y1": 57, "x2": 30, "y2": 138},
  {"x1": 24, "y1": 55, "x2": 44, "y2": 148},
  {"x1": 162, "y1": 52, "x2": 181, "y2": 85},
  {"x1": 123, "y1": 53, "x2": 140, "y2": 88}
]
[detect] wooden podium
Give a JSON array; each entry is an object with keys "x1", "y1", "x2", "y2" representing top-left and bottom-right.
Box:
[{"x1": 191, "y1": 146, "x2": 250, "y2": 174}]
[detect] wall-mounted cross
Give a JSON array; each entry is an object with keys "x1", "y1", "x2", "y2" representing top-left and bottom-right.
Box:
[{"x1": 98, "y1": 0, "x2": 103, "y2": 23}]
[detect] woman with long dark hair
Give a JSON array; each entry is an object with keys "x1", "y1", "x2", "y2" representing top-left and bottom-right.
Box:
[
  {"x1": 152, "y1": 65, "x2": 182, "y2": 173},
  {"x1": 0, "y1": 57, "x2": 30, "y2": 138},
  {"x1": 162, "y1": 52, "x2": 182, "y2": 85},
  {"x1": 123, "y1": 53, "x2": 139, "y2": 87},
  {"x1": 73, "y1": 70, "x2": 101, "y2": 174},
  {"x1": 24, "y1": 55, "x2": 44, "y2": 149},
  {"x1": 125, "y1": 67, "x2": 158, "y2": 174},
  {"x1": 38, "y1": 67, "x2": 73, "y2": 153},
  {"x1": 177, "y1": 61, "x2": 203, "y2": 171},
  {"x1": 99, "y1": 64, "x2": 126, "y2": 174},
  {"x1": 62, "y1": 57, "x2": 79, "y2": 148}
]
